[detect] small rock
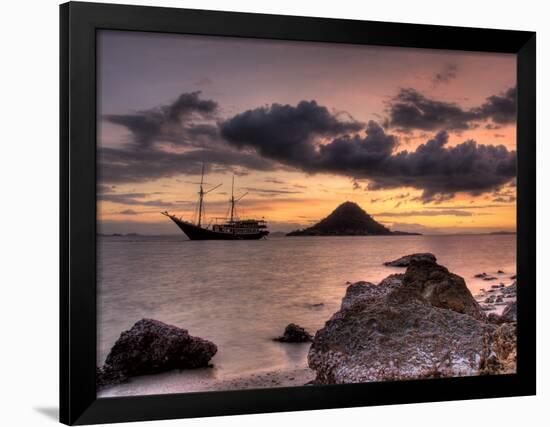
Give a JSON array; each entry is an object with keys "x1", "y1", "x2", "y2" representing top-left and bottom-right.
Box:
[
  {"x1": 274, "y1": 323, "x2": 313, "y2": 343},
  {"x1": 510, "y1": 275, "x2": 517, "y2": 280},
  {"x1": 474, "y1": 272, "x2": 488, "y2": 278},
  {"x1": 305, "y1": 302, "x2": 325, "y2": 309},
  {"x1": 497, "y1": 270, "x2": 505, "y2": 274},
  {"x1": 483, "y1": 276, "x2": 497, "y2": 281}
]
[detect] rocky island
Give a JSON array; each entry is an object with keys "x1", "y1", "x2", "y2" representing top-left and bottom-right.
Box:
[{"x1": 287, "y1": 201, "x2": 420, "y2": 236}]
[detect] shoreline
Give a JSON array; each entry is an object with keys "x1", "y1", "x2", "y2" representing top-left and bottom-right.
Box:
[
  {"x1": 98, "y1": 251, "x2": 516, "y2": 396},
  {"x1": 98, "y1": 365, "x2": 316, "y2": 397}
]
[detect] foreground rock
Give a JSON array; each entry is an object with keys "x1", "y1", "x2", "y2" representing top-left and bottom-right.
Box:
[
  {"x1": 489, "y1": 323, "x2": 517, "y2": 374},
  {"x1": 403, "y1": 260, "x2": 485, "y2": 320},
  {"x1": 308, "y1": 258, "x2": 515, "y2": 384},
  {"x1": 384, "y1": 253, "x2": 436, "y2": 267},
  {"x1": 96, "y1": 366, "x2": 127, "y2": 389},
  {"x1": 274, "y1": 323, "x2": 313, "y2": 343},
  {"x1": 102, "y1": 319, "x2": 217, "y2": 380},
  {"x1": 500, "y1": 301, "x2": 517, "y2": 323}
]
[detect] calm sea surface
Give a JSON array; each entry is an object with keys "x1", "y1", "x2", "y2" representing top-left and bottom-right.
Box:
[{"x1": 98, "y1": 234, "x2": 516, "y2": 388}]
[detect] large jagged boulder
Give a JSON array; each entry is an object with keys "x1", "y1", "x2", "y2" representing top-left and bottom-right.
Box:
[
  {"x1": 274, "y1": 323, "x2": 313, "y2": 343},
  {"x1": 384, "y1": 253, "x2": 437, "y2": 267},
  {"x1": 308, "y1": 283, "x2": 496, "y2": 384},
  {"x1": 308, "y1": 259, "x2": 516, "y2": 384},
  {"x1": 403, "y1": 260, "x2": 485, "y2": 320},
  {"x1": 103, "y1": 319, "x2": 217, "y2": 377},
  {"x1": 340, "y1": 276, "x2": 402, "y2": 310}
]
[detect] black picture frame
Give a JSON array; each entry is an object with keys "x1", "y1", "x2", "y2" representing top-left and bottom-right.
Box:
[{"x1": 60, "y1": 1, "x2": 536, "y2": 425}]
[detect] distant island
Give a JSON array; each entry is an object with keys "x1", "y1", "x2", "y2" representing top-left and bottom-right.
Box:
[
  {"x1": 268, "y1": 231, "x2": 288, "y2": 237},
  {"x1": 286, "y1": 201, "x2": 420, "y2": 236}
]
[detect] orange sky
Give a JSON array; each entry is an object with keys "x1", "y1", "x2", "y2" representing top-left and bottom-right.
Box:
[{"x1": 97, "y1": 31, "x2": 516, "y2": 235}]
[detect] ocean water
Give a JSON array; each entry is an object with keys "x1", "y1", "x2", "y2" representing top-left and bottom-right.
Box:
[{"x1": 97, "y1": 234, "x2": 516, "y2": 394}]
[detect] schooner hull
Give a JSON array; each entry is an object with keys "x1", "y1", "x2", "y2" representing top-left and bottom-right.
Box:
[{"x1": 168, "y1": 216, "x2": 268, "y2": 240}]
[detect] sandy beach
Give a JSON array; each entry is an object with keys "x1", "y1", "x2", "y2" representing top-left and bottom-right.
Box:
[{"x1": 98, "y1": 365, "x2": 315, "y2": 397}]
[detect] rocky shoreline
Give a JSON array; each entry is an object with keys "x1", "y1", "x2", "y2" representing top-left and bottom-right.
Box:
[
  {"x1": 308, "y1": 254, "x2": 516, "y2": 384},
  {"x1": 98, "y1": 253, "x2": 517, "y2": 392}
]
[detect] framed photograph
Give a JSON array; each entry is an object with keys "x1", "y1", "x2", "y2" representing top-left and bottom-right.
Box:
[{"x1": 60, "y1": 1, "x2": 536, "y2": 425}]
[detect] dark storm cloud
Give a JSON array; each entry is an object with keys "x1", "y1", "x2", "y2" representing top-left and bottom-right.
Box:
[
  {"x1": 102, "y1": 95, "x2": 516, "y2": 200},
  {"x1": 100, "y1": 91, "x2": 279, "y2": 183},
  {"x1": 365, "y1": 131, "x2": 516, "y2": 201},
  {"x1": 103, "y1": 91, "x2": 219, "y2": 147},
  {"x1": 387, "y1": 87, "x2": 516, "y2": 131},
  {"x1": 221, "y1": 104, "x2": 516, "y2": 201},
  {"x1": 220, "y1": 100, "x2": 364, "y2": 168},
  {"x1": 473, "y1": 87, "x2": 517, "y2": 125}
]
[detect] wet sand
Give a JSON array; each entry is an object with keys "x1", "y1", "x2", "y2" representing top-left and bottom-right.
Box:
[{"x1": 98, "y1": 366, "x2": 316, "y2": 397}]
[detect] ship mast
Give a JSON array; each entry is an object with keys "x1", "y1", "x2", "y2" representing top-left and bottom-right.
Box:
[
  {"x1": 196, "y1": 163, "x2": 221, "y2": 228},
  {"x1": 197, "y1": 164, "x2": 205, "y2": 227},
  {"x1": 230, "y1": 176, "x2": 235, "y2": 223},
  {"x1": 229, "y1": 175, "x2": 247, "y2": 224}
]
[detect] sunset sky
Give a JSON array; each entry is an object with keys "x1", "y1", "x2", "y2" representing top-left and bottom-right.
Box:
[{"x1": 97, "y1": 30, "x2": 517, "y2": 235}]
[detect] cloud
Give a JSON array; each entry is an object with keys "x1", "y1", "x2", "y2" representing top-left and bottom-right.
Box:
[
  {"x1": 264, "y1": 177, "x2": 287, "y2": 184},
  {"x1": 427, "y1": 204, "x2": 505, "y2": 210},
  {"x1": 242, "y1": 187, "x2": 303, "y2": 195},
  {"x1": 432, "y1": 63, "x2": 458, "y2": 86},
  {"x1": 474, "y1": 87, "x2": 517, "y2": 125},
  {"x1": 100, "y1": 91, "x2": 280, "y2": 184},
  {"x1": 118, "y1": 209, "x2": 139, "y2": 215},
  {"x1": 387, "y1": 87, "x2": 516, "y2": 131},
  {"x1": 492, "y1": 196, "x2": 516, "y2": 203},
  {"x1": 104, "y1": 91, "x2": 219, "y2": 147},
  {"x1": 101, "y1": 95, "x2": 516, "y2": 202},
  {"x1": 220, "y1": 100, "x2": 364, "y2": 168},
  {"x1": 374, "y1": 209, "x2": 482, "y2": 217},
  {"x1": 222, "y1": 106, "x2": 516, "y2": 201},
  {"x1": 98, "y1": 192, "x2": 178, "y2": 207},
  {"x1": 99, "y1": 145, "x2": 276, "y2": 183}
]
